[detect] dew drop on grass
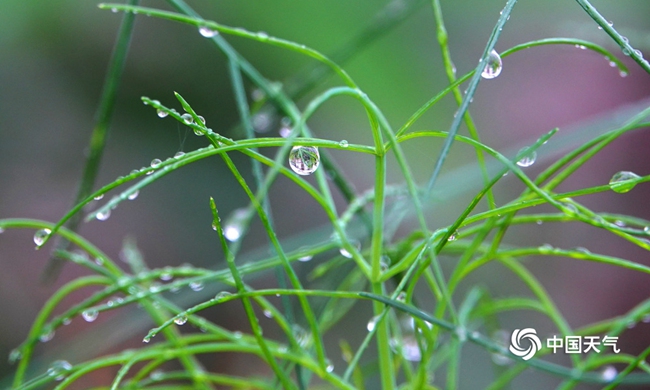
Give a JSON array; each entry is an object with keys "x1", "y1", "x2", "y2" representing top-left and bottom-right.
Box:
[
  {"x1": 263, "y1": 309, "x2": 273, "y2": 318},
  {"x1": 326, "y1": 361, "x2": 334, "y2": 373},
  {"x1": 9, "y1": 349, "x2": 22, "y2": 364},
  {"x1": 82, "y1": 309, "x2": 99, "y2": 322},
  {"x1": 642, "y1": 314, "x2": 650, "y2": 323},
  {"x1": 174, "y1": 151, "x2": 185, "y2": 159},
  {"x1": 289, "y1": 146, "x2": 320, "y2": 175},
  {"x1": 609, "y1": 171, "x2": 640, "y2": 193},
  {"x1": 252, "y1": 111, "x2": 272, "y2": 133},
  {"x1": 127, "y1": 190, "x2": 139, "y2": 200},
  {"x1": 339, "y1": 140, "x2": 349, "y2": 148},
  {"x1": 481, "y1": 49, "x2": 502, "y2": 79},
  {"x1": 33, "y1": 229, "x2": 51, "y2": 246},
  {"x1": 292, "y1": 325, "x2": 311, "y2": 348},
  {"x1": 94, "y1": 194, "x2": 104, "y2": 200},
  {"x1": 298, "y1": 254, "x2": 313, "y2": 262},
  {"x1": 48, "y1": 360, "x2": 72, "y2": 381},
  {"x1": 198, "y1": 25, "x2": 218, "y2": 38},
  {"x1": 96, "y1": 209, "x2": 111, "y2": 221},
  {"x1": 189, "y1": 281, "x2": 204, "y2": 292},
  {"x1": 491, "y1": 330, "x2": 513, "y2": 365},
  {"x1": 224, "y1": 208, "x2": 248, "y2": 242},
  {"x1": 516, "y1": 148, "x2": 537, "y2": 167},
  {"x1": 142, "y1": 335, "x2": 152, "y2": 343},
  {"x1": 399, "y1": 336, "x2": 422, "y2": 361},
  {"x1": 601, "y1": 365, "x2": 617, "y2": 382},
  {"x1": 39, "y1": 329, "x2": 55, "y2": 343},
  {"x1": 174, "y1": 315, "x2": 188, "y2": 325},
  {"x1": 150, "y1": 158, "x2": 162, "y2": 169},
  {"x1": 181, "y1": 113, "x2": 193, "y2": 124},
  {"x1": 156, "y1": 109, "x2": 168, "y2": 118},
  {"x1": 396, "y1": 292, "x2": 407, "y2": 302},
  {"x1": 339, "y1": 248, "x2": 353, "y2": 258},
  {"x1": 215, "y1": 291, "x2": 233, "y2": 301},
  {"x1": 367, "y1": 315, "x2": 380, "y2": 332},
  {"x1": 0, "y1": 227, "x2": 4, "y2": 234},
  {"x1": 257, "y1": 31, "x2": 269, "y2": 40},
  {"x1": 447, "y1": 231, "x2": 457, "y2": 242},
  {"x1": 538, "y1": 243, "x2": 554, "y2": 254},
  {"x1": 620, "y1": 70, "x2": 628, "y2": 77}
]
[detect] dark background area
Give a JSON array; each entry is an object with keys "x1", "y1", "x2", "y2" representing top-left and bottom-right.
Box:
[{"x1": 1, "y1": 0, "x2": 649, "y2": 388}]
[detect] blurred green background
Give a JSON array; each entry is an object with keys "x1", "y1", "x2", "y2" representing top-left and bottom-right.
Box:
[{"x1": 1, "y1": 0, "x2": 649, "y2": 388}]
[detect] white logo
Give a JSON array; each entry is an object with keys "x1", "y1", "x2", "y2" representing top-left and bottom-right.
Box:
[{"x1": 509, "y1": 328, "x2": 541, "y2": 360}]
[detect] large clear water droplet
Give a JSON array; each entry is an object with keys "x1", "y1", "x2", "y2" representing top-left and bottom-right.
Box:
[
  {"x1": 292, "y1": 325, "x2": 312, "y2": 348},
  {"x1": 189, "y1": 281, "x2": 204, "y2": 292},
  {"x1": 289, "y1": 146, "x2": 320, "y2": 175},
  {"x1": 174, "y1": 151, "x2": 185, "y2": 159},
  {"x1": 339, "y1": 140, "x2": 349, "y2": 148},
  {"x1": 516, "y1": 148, "x2": 537, "y2": 167},
  {"x1": 174, "y1": 315, "x2": 188, "y2": 325},
  {"x1": 82, "y1": 309, "x2": 99, "y2": 322},
  {"x1": 48, "y1": 360, "x2": 72, "y2": 381},
  {"x1": 367, "y1": 315, "x2": 380, "y2": 332},
  {"x1": 224, "y1": 208, "x2": 248, "y2": 242},
  {"x1": 156, "y1": 109, "x2": 168, "y2": 118},
  {"x1": 609, "y1": 171, "x2": 640, "y2": 193},
  {"x1": 94, "y1": 194, "x2": 104, "y2": 200},
  {"x1": 198, "y1": 25, "x2": 218, "y2": 38},
  {"x1": 390, "y1": 336, "x2": 421, "y2": 361},
  {"x1": 181, "y1": 113, "x2": 193, "y2": 125},
  {"x1": 33, "y1": 229, "x2": 51, "y2": 246},
  {"x1": 150, "y1": 158, "x2": 162, "y2": 169},
  {"x1": 481, "y1": 50, "x2": 502, "y2": 79},
  {"x1": 127, "y1": 190, "x2": 139, "y2": 200}
]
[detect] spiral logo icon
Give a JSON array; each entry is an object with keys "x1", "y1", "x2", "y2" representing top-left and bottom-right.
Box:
[{"x1": 509, "y1": 328, "x2": 541, "y2": 360}]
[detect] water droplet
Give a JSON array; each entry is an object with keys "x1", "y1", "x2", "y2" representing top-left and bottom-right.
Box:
[
  {"x1": 33, "y1": 229, "x2": 51, "y2": 246},
  {"x1": 174, "y1": 151, "x2": 185, "y2": 159},
  {"x1": 181, "y1": 113, "x2": 193, "y2": 124},
  {"x1": 106, "y1": 300, "x2": 114, "y2": 307},
  {"x1": 279, "y1": 126, "x2": 291, "y2": 138},
  {"x1": 626, "y1": 320, "x2": 636, "y2": 329},
  {"x1": 251, "y1": 88, "x2": 265, "y2": 102},
  {"x1": 127, "y1": 190, "x2": 139, "y2": 200},
  {"x1": 156, "y1": 109, "x2": 168, "y2": 118},
  {"x1": 539, "y1": 243, "x2": 554, "y2": 254},
  {"x1": 575, "y1": 247, "x2": 591, "y2": 255},
  {"x1": 111, "y1": 7, "x2": 118, "y2": 13},
  {"x1": 396, "y1": 292, "x2": 407, "y2": 302},
  {"x1": 326, "y1": 361, "x2": 334, "y2": 373},
  {"x1": 149, "y1": 283, "x2": 162, "y2": 293},
  {"x1": 48, "y1": 360, "x2": 72, "y2": 381},
  {"x1": 481, "y1": 50, "x2": 502, "y2": 79},
  {"x1": 620, "y1": 70, "x2": 628, "y2": 77},
  {"x1": 491, "y1": 330, "x2": 513, "y2": 365},
  {"x1": 39, "y1": 328, "x2": 55, "y2": 342},
  {"x1": 340, "y1": 248, "x2": 353, "y2": 258},
  {"x1": 252, "y1": 111, "x2": 272, "y2": 133},
  {"x1": 160, "y1": 269, "x2": 173, "y2": 281},
  {"x1": 82, "y1": 309, "x2": 99, "y2": 322},
  {"x1": 224, "y1": 208, "x2": 248, "y2": 242},
  {"x1": 263, "y1": 309, "x2": 273, "y2": 318},
  {"x1": 198, "y1": 25, "x2": 218, "y2": 38},
  {"x1": 196, "y1": 116, "x2": 206, "y2": 125},
  {"x1": 96, "y1": 209, "x2": 111, "y2": 221},
  {"x1": 215, "y1": 291, "x2": 233, "y2": 301},
  {"x1": 601, "y1": 365, "x2": 617, "y2": 382},
  {"x1": 607, "y1": 20, "x2": 614, "y2": 27},
  {"x1": 0, "y1": 227, "x2": 4, "y2": 234},
  {"x1": 189, "y1": 281, "x2": 204, "y2": 291},
  {"x1": 447, "y1": 231, "x2": 457, "y2": 241},
  {"x1": 298, "y1": 254, "x2": 313, "y2": 262},
  {"x1": 536, "y1": 220, "x2": 543, "y2": 225},
  {"x1": 516, "y1": 148, "x2": 537, "y2": 167},
  {"x1": 150, "y1": 158, "x2": 162, "y2": 168},
  {"x1": 257, "y1": 31, "x2": 269, "y2": 40},
  {"x1": 609, "y1": 171, "x2": 640, "y2": 193},
  {"x1": 575, "y1": 44, "x2": 587, "y2": 50},
  {"x1": 94, "y1": 194, "x2": 104, "y2": 200},
  {"x1": 150, "y1": 369, "x2": 164, "y2": 380},
  {"x1": 62, "y1": 317, "x2": 72, "y2": 325},
  {"x1": 174, "y1": 315, "x2": 188, "y2": 325},
  {"x1": 367, "y1": 315, "x2": 380, "y2": 332},
  {"x1": 289, "y1": 146, "x2": 320, "y2": 175},
  {"x1": 395, "y1": 336, "x2": 422, "y2": 361},
  {"x1": 9, "y1": 349, "x2": 22, "y2": 364},
  {"x1": 292, "y1": 325, "x2": 312, "y2": 348},
  {"x1": 339, "y1": 140, "x2": 349, "y2": 148},
  {"x1": 609, "y1": 60, "x2": 617, "y2": 67},
  {"x1": 642, "y1": 314, "x2": 650, "y2": 323},
  {"x1": 142, "y1": 335, "x2": 152, "y2": 343}
]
